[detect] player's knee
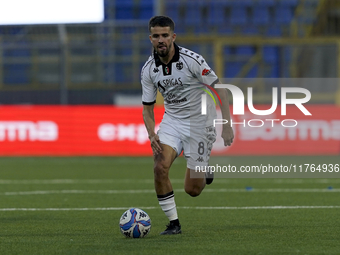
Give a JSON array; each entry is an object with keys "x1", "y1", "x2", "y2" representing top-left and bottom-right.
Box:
[
  {"x1": 185, "y1": 185, "x2": 202, "y2": 197},
  {"x1": 154, "y1": 162, "x2": 169, "y2": 182}
]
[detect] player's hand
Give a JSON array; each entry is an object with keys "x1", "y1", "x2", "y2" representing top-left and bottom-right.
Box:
[
  {"x1": 149, "y1": 134, "x2": 162, "y2": 156},
  {"x1": 221, "y1": 126, "x2": 234, "y2": 146}
]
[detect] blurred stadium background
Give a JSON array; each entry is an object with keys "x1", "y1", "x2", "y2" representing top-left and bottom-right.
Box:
[
  {"x1": 0, "y1": 0, "x2": 340, "y2": 104},
  {"x1": 0, "y1": 0, "x2": 339, "y2": 156},
  {"x1": 1, "y1": 2, "x2": 340, "y2": 253}
]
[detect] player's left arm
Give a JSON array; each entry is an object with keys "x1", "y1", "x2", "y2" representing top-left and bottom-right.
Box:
[
  {"x1": 192, "y1": 54, "x2": 234, "y2": 147},
  {"x1": 215, "y1": 83, "x2": 234, "y2": 146}
]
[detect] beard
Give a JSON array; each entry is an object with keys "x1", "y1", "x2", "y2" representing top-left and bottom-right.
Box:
[{"x1": 155, "y1": 43, "x2": 171, "y2": 57}]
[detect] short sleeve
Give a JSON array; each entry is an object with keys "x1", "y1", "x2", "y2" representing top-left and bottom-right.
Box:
[
  {"x1": 141, "y1": 65, "x2": 157, "y2": 105},
  {"x1": 191, "y1": 56, "x2": 219, "y2": 87}
]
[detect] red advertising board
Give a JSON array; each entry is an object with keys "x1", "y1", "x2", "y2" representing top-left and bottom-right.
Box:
[
  {"x1": 0, "y1": 105, "x2": 339, "y2": 156},
  {"x1": 213, "y1": 105, "x2": 340, "y2": 155}
]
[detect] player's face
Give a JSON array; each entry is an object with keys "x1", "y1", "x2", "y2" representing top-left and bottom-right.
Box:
[{"x1": 149, "y1": 26, "x2": 176, "y2": 57}]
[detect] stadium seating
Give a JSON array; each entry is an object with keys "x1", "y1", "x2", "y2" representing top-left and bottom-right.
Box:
[
  {"x1": 0, "y1": 0, "x2": 320, "y2": 88},
  {"x1": 3, "y1": 40, "x2": 31, "y2": 84},
  {"x1": 110, "y1": 0, "x2": 304, "y2": 37},
  {"x1": 207, "y1": 1, "x2": 225, "y2": 25},
  {"x1": 242, "y1": 26, "x2": 260, "y2": 35},
  {"x1": 223, "y1": 46, "x2": 258, "y2": 78},
  {"x1": 3, "y1": 64, "x2": 31, "y2": 84},
  {"x1": 107, "y1": 0, "x2": 318, "y2": 79},
  {"x1": 115, "y1": 63, "x2": 133, "y2": 83},
  {"x1": 115, "y1": 0, "x2": 134, "y2": 20},
  {"x1": 257, "y1": 0, "x2": 276, "y2": 6},
  {"x1": 274, "y1": 6, "x2": 294, "y2": 24},
  {"x1": 166, "y1": 1, "x2": 181, "y2": 24},
  {"x1": 263, "y1": 46, "x2": 279, "y2": 77},
  {"x1": 251, "y1": 6, "x2": 271, "y2": 25},
  {"x1": 114, "y1": 0, "x2": 153, "y2": 20},
  {"x1": 184, "y1": 2, "x2": 202, "y2": 26},
  {"x1": 230, "y1": 5, "x2": 248, "y2": 25},
  {"x1": 266, "y1": 25, "x2": 283, "y2": 37},
  {"x1": 139, "y1": 0, "x2": 153, "y2": 19},
  {"x1": 263, "y1": 24, "x2": 282, "y2": 78},
  {"x1": 278, "y1": 0, "x2": 298, "y2": 6}
]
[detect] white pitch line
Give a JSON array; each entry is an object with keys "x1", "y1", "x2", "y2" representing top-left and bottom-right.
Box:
[
  {"x1": 179, "y1": 205, "x2": 340, "y2": 210},
  {"x1": 1, "y1": 179, "x2": 340, "y2": 185},
  {"x1": 0, "y1": 207, "x2": 157, "y2": 212},
  {"x1": 203, "y1": 188, "x2": 340, "y2": 193},
  {"x1": 0, "y1": 179, "x2": 155, "y2": 185},
  {"x1": 2, "y1": 190, "x2": 156, "y2": 196},
  {"x1": 0, "y1": 206, "x2": 340, "y2": 212},
  {"x1": 2, "y1": 188, "x2": 340, "y2": 196}
]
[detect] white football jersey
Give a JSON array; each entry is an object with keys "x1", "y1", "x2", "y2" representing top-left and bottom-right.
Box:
[{"x1": 141, "y1": 43, "x2": 218, "y2": 126}]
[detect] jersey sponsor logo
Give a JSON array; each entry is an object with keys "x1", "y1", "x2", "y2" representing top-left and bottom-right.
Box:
[
  {"x1": 157, "y1": 81, "x2": 166, "y2": 92},
  {"x1": 176, "y1": 62, "x2": 183, "y2": 70},
  {"x1": 202, "y1": 68, "x2": 212, "y2": 76},
  {"x1": 165, "y1": 97, "x2": 187, "y2": 104},
  {"x1": 160, "y1": 78, "x2": 182, "y2": 87},
  {"x1": 167, "y1": 93, "x2": 176, "y2": 100}
]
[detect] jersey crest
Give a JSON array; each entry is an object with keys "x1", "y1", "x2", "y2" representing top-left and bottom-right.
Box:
[{"x1": 176, "y1": 62, "x2": 183, "y2": 70}]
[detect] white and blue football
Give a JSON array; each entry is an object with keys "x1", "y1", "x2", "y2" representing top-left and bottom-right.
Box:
[{"x1": 119, "y1": 208, "x2": 151, "y2": 238}]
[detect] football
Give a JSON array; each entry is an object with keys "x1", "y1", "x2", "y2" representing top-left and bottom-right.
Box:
[{"x1": 119, "y1": 208, "x2": 151, "y2": 238}]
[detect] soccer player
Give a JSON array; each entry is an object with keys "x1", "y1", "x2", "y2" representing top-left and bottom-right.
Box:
[{"x1": 141, "y1": 16, "x2": 234, "y2": 235}]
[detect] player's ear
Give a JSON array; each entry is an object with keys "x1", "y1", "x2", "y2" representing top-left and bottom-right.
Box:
[
  {"x1": 149, "y1": 34, "x2": 152, "y2": 43},
  {"x1": 172, "y1": 33, "x2": 176, "y2": 42}
]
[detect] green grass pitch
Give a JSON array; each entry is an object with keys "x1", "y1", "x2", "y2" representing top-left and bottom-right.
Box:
[{"x1": 0, "y1": 156, "x2": 339, "y2": 254}]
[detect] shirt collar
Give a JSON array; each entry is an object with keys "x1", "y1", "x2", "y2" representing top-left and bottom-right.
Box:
[{"x1": 154, "y1": 43, "x2": 180, "y2": 67}]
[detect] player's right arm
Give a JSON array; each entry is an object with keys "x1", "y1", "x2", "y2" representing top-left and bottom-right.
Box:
[
  {"x1": 141, "y1": 60, "x2": 162, "y2": 155},
  {"x1": 142, "y1": 104, "x2": 162, "y2": 155}
]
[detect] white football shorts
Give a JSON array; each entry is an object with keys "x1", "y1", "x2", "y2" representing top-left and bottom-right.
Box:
[{"x1": 157, "y1": 113, "x2": 216, "y2": 169}]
